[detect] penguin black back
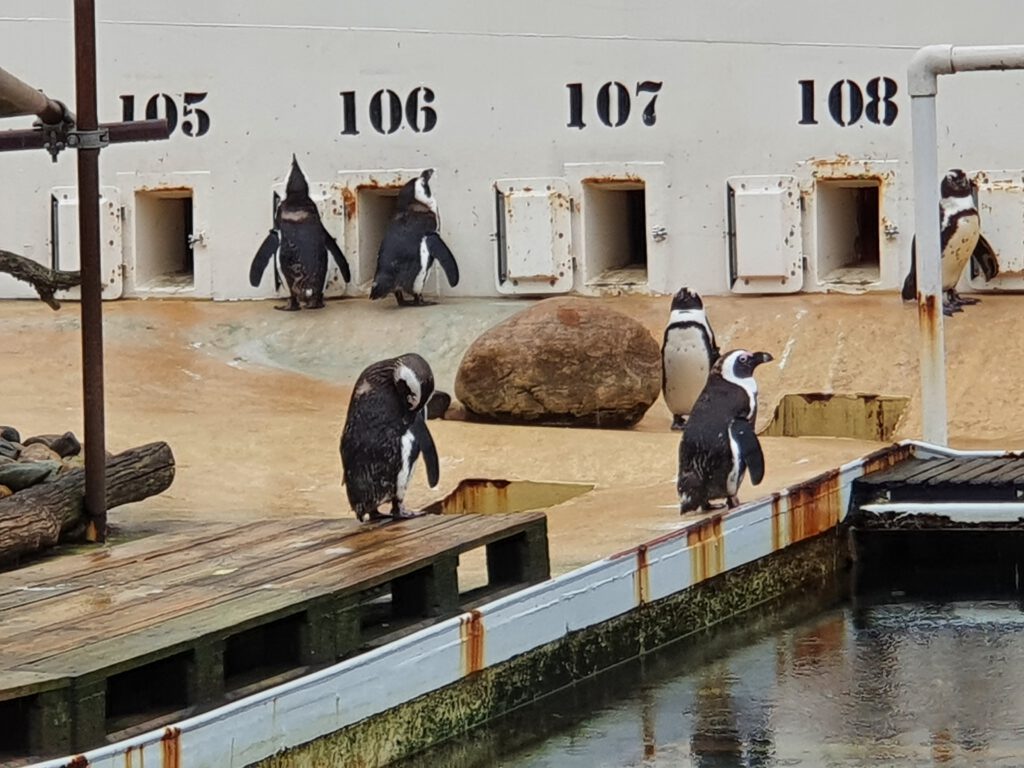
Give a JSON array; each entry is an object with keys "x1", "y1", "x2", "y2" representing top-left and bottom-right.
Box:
[
  {"x1": 340, "y1": 353, "x2": 441, "y2": 521},
  {"x1": 370, "y1": 169, "x2": 459, "y2": 306},
  {"x1": 250, "y1": 155, "x2": 351, "y2": 311},
  {"x1": 677, "y1": 349, "x2": 773, "y2": 514}
]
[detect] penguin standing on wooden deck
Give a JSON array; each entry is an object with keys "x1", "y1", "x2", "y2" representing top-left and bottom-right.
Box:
[
  {"x1": 677, "y1": 349, "x2": 773, "y2": 514},
  {"x1": 661, "y1": 287, "x2": 720, "y2": 431},
  {"x1": 249, "y1": 155, "x2": 351, "y2": 311},
  {"x1": 900, "y1": 168, "x2": 999, "y2": 316},
  {"x1": 370, "y1": 169, "x2": 460, "y2": 306},
  {"x1": 340, "y1": 353, "x2": 441, "y2": 521}
]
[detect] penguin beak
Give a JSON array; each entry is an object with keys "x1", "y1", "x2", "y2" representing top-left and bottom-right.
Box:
[{"x1": 752, "y1": 351, "x2": 774, "y2": 367}]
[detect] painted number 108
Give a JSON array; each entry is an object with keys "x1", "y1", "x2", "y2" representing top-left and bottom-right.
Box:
[{"x1": 798, "y1": 77, "x2": 898, "y2": 126}]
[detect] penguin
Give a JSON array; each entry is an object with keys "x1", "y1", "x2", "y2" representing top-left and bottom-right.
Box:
[
  {"x1": 250, "y1": 155, "x2": 351, "y2": 311},
  {"x1": 900, "y1": 168, "x2": 999, "y2": 316},
  {"x1": 370, "y1": 169, "x2": 459, "y2": 306},
  {"x1": 677, "y1": 349, "x2": 773, "y2": 514},
  {"x1": 339, "y1": 353, "x2": 441, "y2": 521},
  {"x1": 661, "y1": 287, "x2": 720, "y2": 431}
]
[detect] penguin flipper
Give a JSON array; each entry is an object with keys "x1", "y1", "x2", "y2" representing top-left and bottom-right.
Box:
[
  {"x1": 731, "y1": 418, "x2": 765, "y2": 486},
  {"x1": 411, "y1": 411, "x2": 440, "y2": 488},
  {"x1": 425, "y1": 232, "x2": 460, "y2": 287},
  {"x1": 250, "y1": 230, "x2": 280, "y2": 288},
  {"x1": 901, "y1": 236, "x2": 918, "y2": 302},
  {"x1": 324, "y1": 225, "x2": 352, "y2": 282},
  {"x1": 972, "y1": 233, "x2": 1000, "y2": 282}
]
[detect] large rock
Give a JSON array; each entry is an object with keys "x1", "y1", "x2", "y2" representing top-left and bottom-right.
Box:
[
  {"x1": 23, "y1": 431, "x2": 81, "y2": 458},
  {"x1": 455, "y1": 298, "x2": 661, "y2": 428},
  {"x1": 0, "y1": 460, "x2": 60, "y2": 491}
]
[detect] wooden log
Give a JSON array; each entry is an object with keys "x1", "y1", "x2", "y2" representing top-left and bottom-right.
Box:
[
  {"x1": 0, "y1": 248, "x2": 82, "y2": 310},
  {"x1": 0, "y1": 441, "x2": 175, "y2": 564}
]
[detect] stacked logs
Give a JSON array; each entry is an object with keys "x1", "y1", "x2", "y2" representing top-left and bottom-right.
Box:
[{"x1": 0, "y1": 425, "x2": 175, "y2": 566}]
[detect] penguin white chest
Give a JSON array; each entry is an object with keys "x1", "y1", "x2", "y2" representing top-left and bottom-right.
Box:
[
  {"x1": 941, "y1": 212, "x2": 980, "y2": 291},
  {"x1": 662, "y1": 326, "x2": 712, "y2": 416},
  {"x1": 413, "y1": 238, "x2": 431, "y2": 294}
]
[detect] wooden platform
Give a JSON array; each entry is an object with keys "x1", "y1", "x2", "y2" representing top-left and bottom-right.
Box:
[
  {"x1": 854, "y1": 454, "x2": 1024, "y2": 503},
  {"x1": 0, "y1": 512, "x2": 549, "y2": 763}
]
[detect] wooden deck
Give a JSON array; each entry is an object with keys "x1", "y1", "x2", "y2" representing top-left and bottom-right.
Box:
[
  {"x1": 854, "y1": 454, "x2": 1024, "y2": 503},
  {"x1": 0, "y1": 512, "x2": 549, "y2": 763}
]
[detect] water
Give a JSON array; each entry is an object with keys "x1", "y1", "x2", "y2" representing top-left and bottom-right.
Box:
[{"x1": 404, "y1": 597, "x2": 1024, "y2": 767}]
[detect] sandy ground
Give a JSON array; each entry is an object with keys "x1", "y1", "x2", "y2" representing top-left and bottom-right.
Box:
[{"x1": 3, "y1": 291, "x2": 1021, "y2": 576}]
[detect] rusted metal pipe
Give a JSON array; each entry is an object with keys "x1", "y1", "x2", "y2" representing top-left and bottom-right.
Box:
[
  {"x1": 0, "y1": 65, "x2": 68, "y2": 123},
  {"x1": 0, "y1": 118, "x2": 170, "y2": 153},
  {"x1": 74, "y1": 0, "x2": 107, "y2": 542},
  {"x1": 908, "y1": 43, "x2": 1024, "y2": 446}
]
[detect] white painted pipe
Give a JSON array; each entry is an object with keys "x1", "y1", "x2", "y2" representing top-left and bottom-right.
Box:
[{"x1": 908, "y1": 44, "x2": 1024, "y2": 447}]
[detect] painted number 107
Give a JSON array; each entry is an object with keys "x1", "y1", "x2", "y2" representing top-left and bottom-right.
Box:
[{"x1": 566, "y1": 81, "x2": 663, "y2": 129}]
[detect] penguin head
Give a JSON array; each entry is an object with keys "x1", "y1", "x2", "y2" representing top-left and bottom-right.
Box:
[
  {"x1": 669, "y1": 286, "x2": 703, "y2": 312},
  {"x1": 940, "y1": 169, "x2": 971, "y2": 199},
  {"x1": 397, "y1": 169, "x2": 438, "y2": 214},
  {"x1": 392, "y1": 353, "x2": 435, "y2": 412},
  {"x1": 285, "y1": 154, "x2": 310, "y2": 199},
  {"x1": 715, "y1": 349, "x2": 773, "y2": 380}
]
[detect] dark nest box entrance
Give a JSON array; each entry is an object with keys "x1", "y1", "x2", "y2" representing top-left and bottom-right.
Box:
[
  {"x1": 816, "y1": 179, "x2": 881, "y2": 286},
  {"x1": 356, "y1": 186, "x2": 401, "y2": 287},
  {"x1": 134, "y1": 188, "x2": 194, "y2": 290},
  {"x1": 584, "y1": 180, "x2": 648, "y2": 287}
]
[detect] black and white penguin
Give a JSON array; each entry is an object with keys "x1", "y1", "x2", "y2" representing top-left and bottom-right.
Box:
[
  {"x1": 900, "y1": 168, "x2": 999, "y2": 316},
  {"x1": 661, "y1": 287, "x2": 720, "y2": 431},
  {"x1": 370, "y1": 169, "x2": 459, "y2": 306},
  {"x1": 677, "y1": 349, "x2": 773, "y2": 514},
  {"x1": 249, "y1": 155, "x2": 351, "y2": 311},
  {"x1": 339, "y1": 353, "x2": 441, "y2": 521}
]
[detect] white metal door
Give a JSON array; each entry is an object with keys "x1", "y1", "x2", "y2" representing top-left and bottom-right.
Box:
[
  {"x1": 726, "y1": 175, "x2": 803, "y2": 294},
  {"x1": 495, "y1": 178, "x2": 573, "y2": 294},
  {"x1": 50, "y1": 185, "x2": 124, "y2": 300}
]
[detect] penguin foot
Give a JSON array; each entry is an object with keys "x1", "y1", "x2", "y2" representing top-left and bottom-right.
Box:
[
  {"x1": 275, "y1": 298, "x2": 301, "y2": 312},
  {"x1": 413, "y1": 295, "x2": 437, "y2": 307},
  {"x1": 395, "y1": 291, "x2": 412, "y2": 307},
  {"x1": 727, "y1": 495, "x2": 741, "y2": 509},
  {"x1": 306, "y1": 296, "x2": 326, "y2": 310},
  {"x1": 956, "y1": 294, "x2": 980, "y2": 306},
  {"x1": 671, "y1": 415, "x2": 687, "y2": 431},
  {"x1": 942, "y1": 302, "x2": 961, "y2": 317},
  {"x1": 391, "y1": 500, "x2": 424, "y2": 519}
]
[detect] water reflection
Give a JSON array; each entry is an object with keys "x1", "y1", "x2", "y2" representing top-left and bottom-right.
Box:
[{"x1": 400, "y1": 597, "x2": 1024, "y2": 767}]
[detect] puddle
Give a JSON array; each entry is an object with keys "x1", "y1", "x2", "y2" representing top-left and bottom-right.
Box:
[
  {"x1": 424, "y1": 479, "x2": 594, "y2": 515},
  {"x1": 764, "y1": 393, "x2": 908, "y2": 442},
  {"x1": 397, "y1": 592, "x2": 1024, "y2": 767}
]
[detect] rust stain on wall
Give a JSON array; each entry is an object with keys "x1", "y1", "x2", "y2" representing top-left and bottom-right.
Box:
[
  {"x1": 459, "y1": 609, "x2": 485, "y2": 675},
  {"x1": 687, "y1": 515, "x2": 724, "y2": 583},
  {"x1": 161, "y1": 726, "x2": 180, "y2": 768},
  {"x1": 788, "y1": 469, "x2": 841, "y2": 543},
  {"x1": 634, "y1": 544, "x2": 650, "y2": 605}
]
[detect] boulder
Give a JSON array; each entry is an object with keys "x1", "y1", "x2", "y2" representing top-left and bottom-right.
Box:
[
  {"x1": 0, "y1": 439, "x2": 20, "y2": 460},
  {"x1": 0, "y1": 460, "x2": 60, "y2": 492},
  {"x1": 23, "y1": 431, "x2": 81, "y2": 458},
  {"x1": 0, "y1": 426, "x2": 19, "y2": 443},
  {"x1": 0, "y1": 485, "x2": 11, "y2": 499},
  {"x1": 455, "y1": 297, "x2": 661, "y2": 428},
  {"x1": 19, "y1": 443, "x2": 61, "y2": 462}
]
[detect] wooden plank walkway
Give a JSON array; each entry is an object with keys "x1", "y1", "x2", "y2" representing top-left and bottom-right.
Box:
[
  {"x1": 0, "y1": 512, "x2": 549, "y2": 763},
  {"x1": 854, "y1": 454, "x2": 1024, "y2": 503}
]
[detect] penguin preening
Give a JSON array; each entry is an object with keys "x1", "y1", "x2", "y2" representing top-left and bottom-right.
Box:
[
  {"x1": 677, "y1": 349, "x2": 773, "y2": 514},
  {"x1": 339, "y1": 353, "x2": 441, "y2": 522},
  {"x1": 250, "y1": 155, "x2": 351, "y2": 311},
  {"x1": 662, "y1": 287, "x2": 720, "y2": 431},
  {"x1": 370, "y1": 169, "x2": 459, "y2": 306},
  {"x1": 900, "y1": 168, "x2": 999, "y2": 316}
]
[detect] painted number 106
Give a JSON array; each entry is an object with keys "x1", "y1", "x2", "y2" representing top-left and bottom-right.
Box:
[{"x1": 798, "y1": 77, "x2": 898, "y2": 127}]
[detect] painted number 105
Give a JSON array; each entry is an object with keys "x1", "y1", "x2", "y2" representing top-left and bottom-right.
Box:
[
  {"x1": 798, "y1": 77, "x2": 898, "y2": 126},
  {"x1": 120, "y1": 92, "x2": 211, "y2": 137}
]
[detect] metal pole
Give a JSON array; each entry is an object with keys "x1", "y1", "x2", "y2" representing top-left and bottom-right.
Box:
[
  {"x1": 74, "y1": 0, "x2": 107, "y2": 541},
  {"x1": 909, "y1": 94, "x2": 947, "y2": 446}
]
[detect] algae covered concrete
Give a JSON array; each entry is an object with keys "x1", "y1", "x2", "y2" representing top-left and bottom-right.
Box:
[{"x1": 2, "y1": 291, "x2": 1016, "y2": 574}]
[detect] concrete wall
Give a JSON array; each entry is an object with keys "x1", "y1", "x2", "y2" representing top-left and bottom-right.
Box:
[{"x1": 3, "y1": 2, "x2": 1024, "y2": 300}]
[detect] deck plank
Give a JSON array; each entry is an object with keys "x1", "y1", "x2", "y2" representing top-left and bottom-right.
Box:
[{"x1": 0, "y1": 513, "x2": 544, "y2": 675}]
